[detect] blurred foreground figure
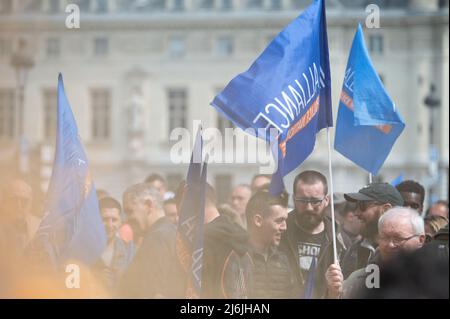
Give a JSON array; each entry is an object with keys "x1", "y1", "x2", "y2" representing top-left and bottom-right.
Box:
[{"x1": 326, "y1": 207, "x2": 427, "y2": 298}]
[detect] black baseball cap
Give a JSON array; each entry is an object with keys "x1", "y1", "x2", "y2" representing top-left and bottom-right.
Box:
[{"x1": 344, "y1": 182, "x2": 404, "y2": 206}]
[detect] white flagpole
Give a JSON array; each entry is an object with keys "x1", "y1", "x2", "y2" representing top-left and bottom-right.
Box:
[
  {"x1": 326, "y1": 127, "x2": 338, "y2": 264},
  {"x1": 369, "y1": 173, "x2": 373, "y2": 184}
]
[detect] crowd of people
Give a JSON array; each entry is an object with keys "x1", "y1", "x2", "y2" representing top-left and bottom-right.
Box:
[{"x1": 0, "y1": 171, "x2": 448, "y2": 298}]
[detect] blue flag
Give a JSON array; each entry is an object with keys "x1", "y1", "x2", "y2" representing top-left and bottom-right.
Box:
[
  {"x1": 211, "y1": 0, "x2": 332, "y2": 195},
  {"x1": 334, "y1": 25, "x2": 405, "y2": 175},
  {"x1": 390, "y1": 173, "x2": 404, "y2": 187},
  {"x1": 304, "y1": 256, "x2": 317, "y2": 299},
  {"x1": 33, "y1": 74, "x2": 107, "y2": 268},
  {"x1": 176, "y1": 127, "x2": 206, "y2": 298}
]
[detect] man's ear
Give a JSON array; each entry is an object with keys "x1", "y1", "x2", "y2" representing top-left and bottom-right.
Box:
[
  {"x1": 347, "y1": 211, "x2": 356, "y2": 221},
  {"x1": 253, "y1": 214, "x2": 264, "y2": 228},
  {"x1": 324, "y1": 194, "x2": 330, "y2": 207},
  {"x1": 418, "y1": 234, "x2": 426, "y2": 246},
  {"x1": 382, "y1": 203, "x2": 392, "y2": 213}
]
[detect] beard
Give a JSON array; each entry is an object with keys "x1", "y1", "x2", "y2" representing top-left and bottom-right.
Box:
[
  {"x1": 297, "y1": 210, "x2": 324, "y2": 231},
  {"x1": 360, "y1": 217, "x2": 379, "y2": 238}
]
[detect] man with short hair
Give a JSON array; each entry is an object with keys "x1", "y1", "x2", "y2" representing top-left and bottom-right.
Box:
[
  {"x1": 395, "y1": 180, "x2": 425, "y2": 214},
  {"x1": 94, "y1": 197, "x2": 134, "y2": 294},
  {"x1": 338, "y1": 201, "x2": 362, "y2": 249},
  {"x1": 202, "y1": 184, "x2": 252, "y2": 299},
  {"x1": 119, "y1": 183, "x2": 184, "y2": 298},
  {"x1": 279, "y1": 170, "x2": 346, "y2": 298},
  {"x1": 326, "y1": 207, "x2": 426, "y2": 298},
  {"x1": 230, "y1": 184, "x2": 252, "y2": 228},
  {"x1": 340, "y1": 183, "x2": 404, "y2": 278},
  {"x1": 246, "y1": 189, "x2": 297, "y2": 298},
  {"x1": 251, "y1": 174, "x2": 272, "y2": 193},
  {"x1": 428, "y1": 200, "x2": 449, "y2": 219}
]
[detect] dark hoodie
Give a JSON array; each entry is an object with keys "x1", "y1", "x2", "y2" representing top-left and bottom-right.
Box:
[{"x1": 201, "y1": 214, "x2": 252, "y2": 299}]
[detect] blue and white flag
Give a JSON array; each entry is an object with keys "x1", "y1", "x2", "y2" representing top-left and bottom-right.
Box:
[
  {"x1": 33, "y1": 74, "x2": 107, "y2": 268},
  {"x1": 211, "y1": 0, "x2": 332, "y2": 195},
  {"x1": 334, "y1": 25, "x2": 405, "y2": 175}
]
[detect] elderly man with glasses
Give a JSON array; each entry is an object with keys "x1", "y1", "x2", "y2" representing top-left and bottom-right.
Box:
[
  {"x1": 325, "y1": 207, "x2": 426, "y2": 298},
  {"x1": 279, "y1": 170, "x2": 346, "y2": 299},
  {"x1": 340, "y1": 183, "x2": 404, "y2": 279}
]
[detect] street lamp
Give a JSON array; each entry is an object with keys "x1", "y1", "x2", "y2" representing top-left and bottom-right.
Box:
[
  {"x1": 423, "y1": 83, "x2": 441, "y2": 206},
  {"x1": 10, "y1": 39, "x2": 34, "y2": 175},
  {"x1": 10, "y1": 38, "x2": 34, "y2": 139}
]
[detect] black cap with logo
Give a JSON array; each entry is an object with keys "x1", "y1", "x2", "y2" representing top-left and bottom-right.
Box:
[{"x1": 344, "y1": 182, "x2": 404, "y2": 206}]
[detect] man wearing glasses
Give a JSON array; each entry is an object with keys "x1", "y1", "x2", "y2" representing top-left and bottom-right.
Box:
[
  {"x1": 325, "y1": 207, "x2": 426, "y2": 298},
  {"x1": 279, "y1": 170, "x2": 346, "y2": 299},
  {"x1": 340, "y1": 183, "x2": 404, "y2": 279}
]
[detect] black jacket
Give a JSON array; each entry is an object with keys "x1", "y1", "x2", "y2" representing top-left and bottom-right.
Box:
[
  {"x1": 120, "y1": 217, "x2": 184, "y2": 298},
  {"x1": 341, "y1": 237, "x2": 377, "y2": 279},
  {"x1": 248, "y1": 246, "x2": 299, "y2": 299},
  {"x1": 279, "y1": 211, "x2": 346, "y2": 299},
  {"x1": 201, "y1": 214, "x2": 252, "y2": 299}
]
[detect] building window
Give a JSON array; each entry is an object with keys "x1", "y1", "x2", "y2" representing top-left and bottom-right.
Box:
[
  {"x1": 220, "y1": 0, "x2": 232, "y2": 10},
  {"x1": 215, "y1": 174, "x2": 232, "y2": 205},
  {"x1": 270, "y1": 0, "x2": 282, "y2": 10},
  {"x1": 137, "y1": 0, "x2": 166, "y2": 11},
  {"x1": 168, "y1": 88, "x2": 187, "y2": 132},
  {"x1": 291, "y1": 0, "x2": 308, "y2": 9},
  {"x1": 173, "y1": 0, "x2": 184, "y2": 11},
  {"x1": 76, "y1": 0, "x2": 92, "y2": 12},
  {"x1": 91, "y1": 89, "x2": 111, "y2": 141},
  {"x1": 96, "y1": 0, "x2": 108, "y2": 13},
  {"x1": 94, "y1": 37, "x2": 109, "y2": 56},
  {"x1": 0, "y1": 89, "x2": 15, "y2": 139},
  {"x1": 24, "y1": 0, "x2": 43, "y2": 12},
  {"x1": 369, "y1": 34, "x2": 384, "y2": 54},
  {"x1": 0, "y1": 0, "x2": 13, "y2": 14},
  {"x1": 46, "y1": 38, "x2": 60, "y2": 58},
  {"x1": 217, "y1": 36, "x2": 234, "y2": 57},
  {"x1": 0, "y1": 38, "x2": 12, "y2": 57},
  {"x1": 43, "y1": 89, "x2": 57, "y2": 140},
  {"x1": 199, "y1": 0, "x2": 214, "y2": 10},
  {"x1": 48, "y1": 0, "x2": 60, "y2": 13},
  {"x1": 247, "y1": 0, "x2": 263, "y2": 9},
  {"x1": 169, "y1": 36, "x2": 185, "y2": 59}
]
